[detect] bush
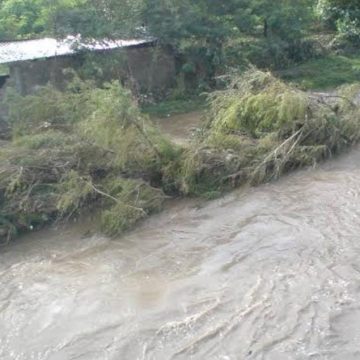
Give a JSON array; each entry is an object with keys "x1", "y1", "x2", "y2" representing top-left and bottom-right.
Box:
[
  {"x1": 180, "y1": 69, "x2": 360, "y2": 194},
  {"x1": 0, "y1": 79, "x2": 180, "y2": 242},
  {"x1": 223, "y1": 36, "x2": 324, "y2": 71}
]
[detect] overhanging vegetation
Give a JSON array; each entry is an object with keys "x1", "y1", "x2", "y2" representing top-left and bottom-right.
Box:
[{"x1": 1, "y1": 70, "x2": 360, "y2": 242}]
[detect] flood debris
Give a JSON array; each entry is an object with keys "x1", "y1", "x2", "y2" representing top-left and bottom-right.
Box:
[
  {"x1": 180, "y1": 69, "x2": 360, "y2": 196},
  {"x1": 1, "y1": 69, "x2": 360, "y2": 241},
  {"x1": 0, "y1": 79, "x2": 180, "y2": 241}
]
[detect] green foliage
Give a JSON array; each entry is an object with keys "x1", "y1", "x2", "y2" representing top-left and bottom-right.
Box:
[
  {"x1": 0, "y1": 0, "x2": 47, "y2": 39},
  {"x1": 209, "y1": 69, "x2": 308, "y2": 136},
  {"x1": 0, "y1": 79, "x2": 175, "y2": 240},
  {"x1": 0, "y1": 0, "x2": 335, "y2": 92},
  {"x1": 0, "y1": 0, "x2": 87, "y2": 40},
  {"x1": 14, "y1": 130, "x2": 74, "y2": 149},
  {"x1": 317, "y1": 0, "x2": 360, "y2": 42},
  {"x1": 143, "y1": 0, "x2": 313, "y2": 44},
  {"x1": 0, "y1": 0, "x2": 315, "y2": 45},
  {"x1": 179, "y1": 69, "x2": 360, "y2": 195},
  {"x1": 0, "y1": 0, "x2": 144, "y2": 40},
  {"x1": 140, "y1": 0, "x2": 316, "y2": 88},
  {"x1": 100, "y1": 178, "x2": 164, "y2": 235},
  {"x1": 280, "y1": 53, "x2": 360, "y2": 90},
  {"x1": 142, "y1": 97, "x2": 205, "y2": 118},
  {"x1": 4, "y1": 75, "x2": 106, "y2": 136},
  {"x1": 101, "y1": 203, "x2": 145, "y2": 235},
  {"x1": 56, "y1": 170, "x2": 94, "y2": 215},
  {"x1": 244, "y1": 0, "x2": 314, "y2": 41}
]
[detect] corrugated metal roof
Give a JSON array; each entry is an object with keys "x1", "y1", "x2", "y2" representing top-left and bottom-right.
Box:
[{"x1": 0, "y1": 37, "x2": 156, "y2": 64}]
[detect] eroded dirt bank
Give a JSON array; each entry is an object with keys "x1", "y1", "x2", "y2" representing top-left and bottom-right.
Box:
[{"x1": 154, "y1": 111, "x2": 204, "y2": 145}]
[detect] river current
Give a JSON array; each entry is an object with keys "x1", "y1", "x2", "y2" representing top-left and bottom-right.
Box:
[{"x1": 1, "y1": 147, "x2": 360, "y2": 360}]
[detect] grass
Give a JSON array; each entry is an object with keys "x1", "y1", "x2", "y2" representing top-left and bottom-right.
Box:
[
  {"x1": 279, "y1": 54, "x2": 360, "y2": 90},
  {"x1": 141, "y1": 96, "x2": 206, "y2": 118}
]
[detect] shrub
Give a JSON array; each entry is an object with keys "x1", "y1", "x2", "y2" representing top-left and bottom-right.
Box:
[
  {"x1": 0, "y1": 79, "x2": 177, "y2": 241},
  {"x1": 180, "y1": 69, "x2": 360, "y2": 194}
]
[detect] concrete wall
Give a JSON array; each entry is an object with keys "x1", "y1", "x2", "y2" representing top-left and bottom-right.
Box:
[
  {"x1": 126, "y1": 45, "x2": 176, "y2": 96},
  {"x1": 9, "y1": 56, "x2": 79, "y2": 95},
  {"x1": 0, "y1": 76, "x2": 10, "y2": 139},
  {"x1": 8, "y1": 44, "x2": 176, "y2": 97}
]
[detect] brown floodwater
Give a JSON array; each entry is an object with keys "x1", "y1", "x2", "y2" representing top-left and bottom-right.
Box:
[{"x1": 2, "y1": 147, "x2": 360, "y2": 360}]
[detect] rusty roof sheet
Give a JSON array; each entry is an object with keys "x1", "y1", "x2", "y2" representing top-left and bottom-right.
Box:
[{"x1": 0, "y1": 37, "x2": 155, "y2": 64}]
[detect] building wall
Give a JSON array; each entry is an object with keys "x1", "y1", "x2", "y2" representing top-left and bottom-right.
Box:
[
  {"x1": 126, "y1": 45, "x2": 176, "y2": 96},
  {"x1": 8, "y1": 45, "x2": 176, "y2": 97},
  {"x1": 9, "y1": 56, "x2": 82, "y2": 95},
  {"x1": 0, "y1": 76, "x2": 10, "y2": 139}
]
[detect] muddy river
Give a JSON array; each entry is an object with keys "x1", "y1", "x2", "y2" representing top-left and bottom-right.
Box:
[{"x1": 2, "y1": 146, "x2": 360, "y2": 359}]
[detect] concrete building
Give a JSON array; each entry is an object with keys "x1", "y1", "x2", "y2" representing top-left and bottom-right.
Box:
[{"x1": 0, "y1": 36, "x2": 176, "y2": 96}]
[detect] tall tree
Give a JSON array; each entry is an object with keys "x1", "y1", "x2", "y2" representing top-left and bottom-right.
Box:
[
  {"x1": 317, "y1": 0, "x2": 360, "y2": 40},
  {"x1": 237, "y1": 0, "x2": 313, "y2": 40},
  {"x1": 0, "y1": 0, "x2": 144, "y2": 40}
]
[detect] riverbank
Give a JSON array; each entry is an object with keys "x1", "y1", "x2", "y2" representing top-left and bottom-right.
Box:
[
  {"x1": 1, "y1": 70, "x2": 360, "y2": 243},
  {"x1": 154, "y1": 111, "x2": 204, "y2": 146}
]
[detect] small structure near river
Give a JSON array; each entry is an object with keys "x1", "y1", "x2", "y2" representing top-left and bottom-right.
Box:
[{"x1": 0, "y1": 36, "x2": 176, "y2": 96}]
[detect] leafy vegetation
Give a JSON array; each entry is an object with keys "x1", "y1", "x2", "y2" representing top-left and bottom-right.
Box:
[
  {"x1": 0, "y1": 0, "x2": 350, "y2": 89},
  {"x1": 179, "y1": 69, "x2": 360, "y2": 196},
  {"x1": 1, "y1": 0, "x2": 359, "y2": 97},
  {"x1": 142, "y1": 97, "x2": 206, "y2": 118},
  {"x1": 0, "y1": 0, "x2": 144, "y2": 40},
  {"x1": 1, "y1": 68, "x2": 360, "y2": 242},
  {"x1": 0, "y1": 79, "x2": 180, "y2": 242},
  {"x1": 317, "y1": 0, "x2": 360, "y2": 43},
  {"x1": 280, "y1": 53, "x2": 360, "y2": 90}
]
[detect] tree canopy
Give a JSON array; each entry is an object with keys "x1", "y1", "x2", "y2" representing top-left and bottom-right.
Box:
[
  {"x1": 0, "y1": 0, "x2": 359, "y2": 86},
  {"x1": 317, "y1": 0, "x2": 360, "y2": 41},
  {"x1": 2, "y1": 0, "x2": 358, "y2": 45},
  {"x1": 0, "y1": 0, "x2": 315, "y2": 41}
]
